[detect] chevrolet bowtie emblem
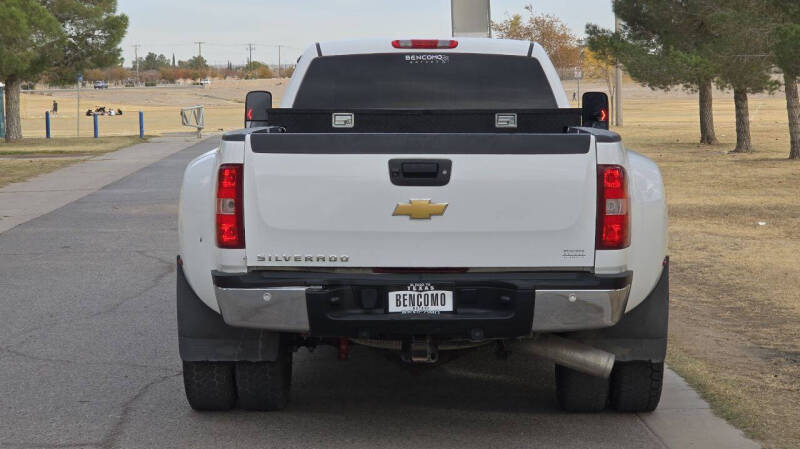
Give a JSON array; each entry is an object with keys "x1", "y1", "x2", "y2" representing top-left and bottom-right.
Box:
[{"x1": 393, "y1": 199, "x2": 448, "y2": 220}]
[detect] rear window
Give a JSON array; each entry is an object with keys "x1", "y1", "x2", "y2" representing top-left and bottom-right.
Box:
[{"x1": 293, "y1": 53, "x2": 558, "y2": 109}]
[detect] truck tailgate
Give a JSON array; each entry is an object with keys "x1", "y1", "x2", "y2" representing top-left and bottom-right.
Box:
[{"x1": 243, "y1": 133, "x2": 596, "y2": 268}]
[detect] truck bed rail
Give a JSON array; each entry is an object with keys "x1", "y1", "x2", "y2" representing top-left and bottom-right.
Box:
[{"x1": 246, "y1": 108, "x2": 581, "y2": 134}]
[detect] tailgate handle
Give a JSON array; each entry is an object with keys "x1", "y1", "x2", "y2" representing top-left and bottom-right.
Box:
[
  {"x1": 402, "y1": 162, "x2": 438, "y2": 178},
  {"x1": 389, "y1": 159, "x2": 452, "y2": 186}
]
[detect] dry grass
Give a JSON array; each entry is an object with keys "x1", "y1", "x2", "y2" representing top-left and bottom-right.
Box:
[
  {"x1": 606, "y1": 84, "x2": 800, "y2": 449},
  {"x1": 0, "y1": 157, "x2": 82, "y2": 189},
  {"x1": 5, "y1": 79, "x2": 287, "y2": 186},
  {"x1": 0, "y1": 136, "x2": 144, "y2": 188},
  {"x1": 0, "y1": 136, "x2": 143, "y2": 155},
  {"x1": 19, "y1": 79, "x2": 289, "y2": 138}
]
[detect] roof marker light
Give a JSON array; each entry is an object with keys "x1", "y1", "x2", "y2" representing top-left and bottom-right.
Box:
[{"x1": 392, "y1": 39, "x2": 459, "y2": 49}]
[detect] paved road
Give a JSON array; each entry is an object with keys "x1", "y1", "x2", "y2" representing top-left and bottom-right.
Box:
[{"x1": 0, "y1": 139, "x2": 758, "y2": 449}]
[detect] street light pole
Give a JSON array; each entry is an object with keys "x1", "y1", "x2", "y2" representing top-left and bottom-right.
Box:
[
  {"x1": 76, "y1": 74, "x2": 82, "y2": 137},
  {"x1": 614, "y1": 14, "x2": 624, "y2": 127},
  {"x1": 133, "y1": 44, "x2": 140, "y2": 84}
]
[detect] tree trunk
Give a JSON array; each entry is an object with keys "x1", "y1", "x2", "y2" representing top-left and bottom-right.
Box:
[
  {"x1": 3, "y1": 77, "x2": 23, "y2": 142},
  {"x1": 698, "y1": 79, "x2": 719, "y2": 145},
  {"x1": 785, "y1": 73, "x2": 800, "y2": 160},
  {"x1": 732, "y1": 88, "x2": 753, "y2": 153}
]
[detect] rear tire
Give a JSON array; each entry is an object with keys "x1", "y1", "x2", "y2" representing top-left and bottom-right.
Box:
[
  {"x1": 182, "y1": 361, "x2": 237, "y2": 411},
  {"x1": 235, "y1": 350, "x2": 293, "y2": 411},
  {"x1": 555, "y1": 364, "x2": 609, "y2": 412},
  {"x1": 610, "y1": 361, "x2": 664, "y2": 412}
]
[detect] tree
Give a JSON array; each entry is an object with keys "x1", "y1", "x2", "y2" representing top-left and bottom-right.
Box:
[
  {"x1": 179, "y1": 56, "x2": 209, "y2": 70},
  {"x1": 106, "y1": 65, "x2": 131, "y2": 83},
  {"x1": 586, "y1": 0, "x2": 722, "y2": 145},
  {"x1": 0, "y1": 0, "x2": 61, "y2": 141},
  {"x1": 582, "y1": 50, "x2": 617, "y2": 117},
  {"x1": 770, "y1": 0, "x2": 800, "y2": 159},
  {"x1": 159, "y1": 67, "x2": 178, "y2": 83},
  {"x1": 84, "y1": 68, "x2": 105, "y2": 82},
  {"x1": 245, "y1": 62, "x2": 273, "y2": 79},
  {"x1": 705, "y1": 0, "x2": 777, "y2": 153},
  {"x1": 42, "y1": 0, "x2": 129, "y2": 85},
  {"x1": 0, "y1": 0, "x2": 127, "y2": 141},
  {"x1": 491, "y1": 3, "x2": 580, "y2": 70},
  {"x1": 138, "y1": 52, "x2": 170, "y2": 71}
]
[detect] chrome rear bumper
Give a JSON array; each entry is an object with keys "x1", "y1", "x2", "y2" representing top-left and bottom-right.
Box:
[
  {"x1": 216, "y1": 287, "x2": 311, "y2": 332},
  {"x1": 214, "y1": 283, "x2": 630, "y2": 334},
  {"x1": 531, "y1": 285, "x2": 631, "y2": 331}
]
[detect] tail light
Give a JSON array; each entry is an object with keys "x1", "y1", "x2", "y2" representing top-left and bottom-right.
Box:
[
  {"x1": 392, "y1": 39, "x2": 458, "y2": 49},
  {"x1": 216, "y1": 164, "x2": 244, "y2": 249},
  {"x1": 596, "y1": 165, "x2": 630, "y2": 250}
]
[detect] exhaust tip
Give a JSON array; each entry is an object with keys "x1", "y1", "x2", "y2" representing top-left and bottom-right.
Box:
[{"x1": 525, "y1": 334, "x2": 616, "y2": 379}]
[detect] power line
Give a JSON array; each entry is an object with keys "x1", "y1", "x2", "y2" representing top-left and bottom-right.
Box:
[
  {"x1": 123, "y1": 41, "x2": 305, "y2": 52},
  {"x1": 122, "y1": 41, "x2": 303, "y2": 67}
]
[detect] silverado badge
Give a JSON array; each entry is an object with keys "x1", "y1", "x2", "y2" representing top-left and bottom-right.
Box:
[{"x1": 393, "y1": 199, "x2": 448, "y2": 220}]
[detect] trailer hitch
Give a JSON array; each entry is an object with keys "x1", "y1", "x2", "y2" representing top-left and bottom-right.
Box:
[{"x1": 402, "y1": 336, "x2": 438, "y2": 364}]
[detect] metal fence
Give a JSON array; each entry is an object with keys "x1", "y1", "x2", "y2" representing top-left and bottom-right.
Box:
[{"x1": 180, "y1": 105, "x2": 205, "y2": 138}]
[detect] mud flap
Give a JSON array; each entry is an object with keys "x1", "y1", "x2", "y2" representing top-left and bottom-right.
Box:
[
  {"x1": 565, "y1": 258, "x2": 669, "y2": 363},
  {"x1": 177, "y1": 260, "x2": 282, "y2": 362}
]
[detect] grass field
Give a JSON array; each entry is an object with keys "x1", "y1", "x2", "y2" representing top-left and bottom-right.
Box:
[
  {"x1": 590, "y1": 84, "x2": 799, "y2": 449},
  {"x1": 4, "y1": 79, "x2": 289, "y2": 186},
  {"x1": 7, "y1": 77, "x2": 800, "y2": 447},
  {"x1": 18, "y1": 79, "x2": 289, "y2": 138},
  {"x1": 0, "y1": 136, "x2": 143, "y2": 188}
]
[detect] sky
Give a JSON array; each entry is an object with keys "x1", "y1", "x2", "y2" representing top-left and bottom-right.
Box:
[{"x1": 118, "y1": 0, "x2": 615, "y2": 67}]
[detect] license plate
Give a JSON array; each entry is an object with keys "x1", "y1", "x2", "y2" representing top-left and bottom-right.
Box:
[{"x1": 388, "y1": 283, "x2": 453, "y2": 314}]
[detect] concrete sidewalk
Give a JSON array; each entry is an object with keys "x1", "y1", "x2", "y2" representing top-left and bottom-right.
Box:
[
  {"x1": 643, "y1": 368, "x2": 759, "y2": 448},
  {"x1": 0, "y1": 136, "x2": 211, "y2": 234}
]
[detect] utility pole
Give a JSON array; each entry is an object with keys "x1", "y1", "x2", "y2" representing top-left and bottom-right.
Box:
[
  {"x1": 133, "y1": 44, "x2": 140, "y2": 83},
  {"x1": 277, "y1": 45, "x2": 282, "y2": 78},
  {"x1": 76, "y1": 73, "x2": 82, "y2": 137},
  {"x1": 194, "y1": 41, "x2": 206, "y2": 58},
  {"x1": 246, "y1": 43, "x2": 255, "y2": 68},
  {"x1": 614, "y1": 14, "x2": 624, "y2": 127}
]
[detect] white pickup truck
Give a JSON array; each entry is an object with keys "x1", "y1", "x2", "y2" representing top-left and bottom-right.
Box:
[{"x1": 177, "y1": 38, "x2": 669, "y2": 414}]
